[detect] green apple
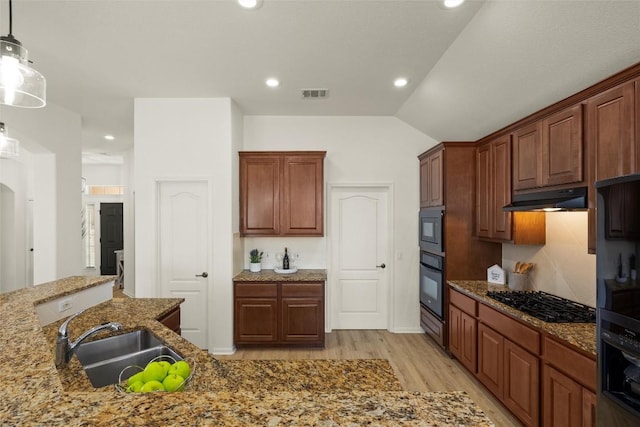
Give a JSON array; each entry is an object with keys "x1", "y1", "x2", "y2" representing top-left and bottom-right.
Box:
[
  {"x1": 158, "y1": 360, "x2": 172, "y2": 375},
  {"x1": 126, "y1": 371, "x2": 145, "y2": 386},
  {"x1": 140, "y1": 380, "x2": 165, "y2": 393},
  {"x1": 125, "y1": 380, "x2": 144, "y2": 393},
  {"x1": 142, "y1": 361, "x2": 167, "y2": 383},
  {"x1": 162, "y1": 374, "x2": 185, "y2": 392},
  {"x1": 168, "y1": 360, "x2": 191, "y2": 379}
]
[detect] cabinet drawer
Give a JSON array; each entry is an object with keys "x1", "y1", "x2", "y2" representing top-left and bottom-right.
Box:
[
  {"x1": 450, "y1": 289, "x2": 477, "y2": 316},
  {"x1": 542, "y1": 335, "x2": 596, "y2": 391},
  {"x1": 235, "y1": 283, "x2": 278, "y2": 297},
  {"x1": 282, "y1": 282, "x2": 324, "y2": 297},
  {"x1": 479, "y1": 304, "x2": 540, "y2": 354}
]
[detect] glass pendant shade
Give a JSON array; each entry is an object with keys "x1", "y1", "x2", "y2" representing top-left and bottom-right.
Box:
[
  {"x1": 0, "y1": 122, "x2": 19, "y2": 157},
  {"x1": 0, "y1": 35, "x2": 45, "y2": 108}
]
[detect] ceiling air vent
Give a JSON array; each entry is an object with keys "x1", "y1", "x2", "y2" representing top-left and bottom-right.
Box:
[{"x1": 301, "y1": 88, "x2": 329, "y2": 99}]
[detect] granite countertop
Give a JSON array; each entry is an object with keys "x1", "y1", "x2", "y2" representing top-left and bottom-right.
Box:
[
  {"x1": 2, "y1": 275, "x2": 495, "y2": 426},
  {"x1": 448, "y1": 280, "x2": 596, "y2": 356},
  {"x1": 234, "y1": 268, "x2": 327, "y2": 282}
]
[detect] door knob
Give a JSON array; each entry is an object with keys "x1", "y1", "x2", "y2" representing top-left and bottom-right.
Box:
[
  {"x1": 196, "y1": 272, "x2": 208, "y2": 278},
  {"x1": 376, "y1": 263, "x2": 386, "y2": 269}
]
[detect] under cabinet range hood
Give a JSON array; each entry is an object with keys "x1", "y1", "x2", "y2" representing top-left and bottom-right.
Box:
[{"x1": 503, "y1": 187, "x2": 588, "y2": 212}]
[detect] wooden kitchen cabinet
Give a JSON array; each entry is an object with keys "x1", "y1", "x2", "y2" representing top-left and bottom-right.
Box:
[
  {"x1": 419, "y1": 148, "x2": 443, "y2": 207},
  {"x1": 542, "y1": 335, "x2": 596, "y2": 427},
  {"x1": 512, "y1": 122, "x2": 543, "y2": 191},
  {"x1": 419, "y1": 143, "x2": 501, "y2": 350},
  {"x1": 504, "y1": 339, "x2": 539, "y2": 427},
  {"x1": 234, "y1": 283, "x2": 279, "y2": 343},
  {"x1": 449, "y1": 289, "x2": 477, "y2": 373},
  {"x1": 541, "y1": 104, "x2": 584, "y2": 187},
  {"x1": 587, "y1": 81, "x2": 636, "y2": 182},
  {"x1": 158, "y1": 306, "x2": 181, "y2": 335},
  {"x1": 477, "y1": 322, "x2": 504, "y2": 398},
  {"x1": 234, "y1": 281, "x2": 325, "y2": 347},
  {"x1": 603, "y1": 179, "x2": 640, "y2": 239},
  {"x1": 476, "y1": 135, "x2": 512, "y2": 241},
  {"x1": 239, "y1": 151, "x2": 326, "y2": 237},
  {"x1": 476, "y1": 136, "x2": 546, "y2": 244},
  {"x1": 512, "y1": 104, "x2": 584, "y2": 192}
]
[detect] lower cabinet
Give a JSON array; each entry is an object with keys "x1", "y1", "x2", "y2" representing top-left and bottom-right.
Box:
[
  {"x1": 158, "y1": 306, "x2": 181, "y2": 335},
  {"x1": 234, "y1": 281, "x2": 325, "y2": 347},
  {"x1": 449, "y1": 288, "x2": 595, "y2": 427},
  {"x1": 542, "y1": 335, "x2": 597, "y2": 427}
]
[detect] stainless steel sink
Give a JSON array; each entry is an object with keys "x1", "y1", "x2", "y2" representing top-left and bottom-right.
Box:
[{"x1": 75, "y1": 329, "x2": 183, "y2": 388}]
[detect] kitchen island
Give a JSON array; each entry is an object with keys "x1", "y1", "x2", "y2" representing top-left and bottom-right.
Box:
[{"x1": 2, "y1": 276, "x2": 494, "y2": 426}]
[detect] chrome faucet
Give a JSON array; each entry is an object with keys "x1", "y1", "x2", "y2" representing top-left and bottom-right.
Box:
[{"x1": 55, "y1": 310, "x2": 122, "y2": 368}]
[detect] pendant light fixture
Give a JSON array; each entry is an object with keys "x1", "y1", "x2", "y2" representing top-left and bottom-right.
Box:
[
  {"x1": 0, "y1": 121, "x2": 19, "y2": 157},
  {"x1": 0, "y1": 0, "x2": 45, "y2": 108}
]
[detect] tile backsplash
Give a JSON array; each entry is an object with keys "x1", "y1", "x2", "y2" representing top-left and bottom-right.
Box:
[{"x1": 502, "y1": 211, "x2": 596, "y2": 307}]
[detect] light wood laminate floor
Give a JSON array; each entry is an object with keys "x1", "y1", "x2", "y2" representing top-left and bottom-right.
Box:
[{"x1": 218, "y1": 330, "x2": 521, "y2": 426}]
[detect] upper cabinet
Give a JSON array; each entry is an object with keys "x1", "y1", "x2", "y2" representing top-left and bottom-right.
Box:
[
  {"x1": 476, "y1": 136, "x2": 546, "y2": 245},
  {"x1": 419, "y1": 148, "x2": 444, "y2": 208},
  {"x1": 587, "y1": 81, "x2": 636, "y2": 181},
  {"x1": 512, "y1": 104, "x2": 584, "y2": 192},
  {"x1": 476, "y1": 135, "x2": 513, "y2": 241},
  {"x1": 240, "y1": 151, "x2": 326, "y2": 237}
]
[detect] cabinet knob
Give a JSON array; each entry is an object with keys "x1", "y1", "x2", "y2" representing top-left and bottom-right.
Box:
[
  {"x1": 196, "y1": 272, "x2": 208, "y2": 278},
  {"x1": 376, "y1": 263, "x2": 386, "y2": 269}
]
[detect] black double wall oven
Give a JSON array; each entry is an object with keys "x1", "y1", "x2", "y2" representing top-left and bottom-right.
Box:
[
  {"x1": 419, "y1": 207, "x2": 444, "y2": 320},
  {"x1": 596, "y1": 175, "x2": 640, "y2": 425}
]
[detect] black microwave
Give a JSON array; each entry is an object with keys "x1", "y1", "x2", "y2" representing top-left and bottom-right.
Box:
[{"x1": 419, "y1": 207, "x2": 444, "y2": 254}]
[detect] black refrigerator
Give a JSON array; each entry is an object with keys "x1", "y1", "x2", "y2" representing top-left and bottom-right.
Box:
[{"x1": 596, "y1": 174, "x2": 640, "y2": 425}]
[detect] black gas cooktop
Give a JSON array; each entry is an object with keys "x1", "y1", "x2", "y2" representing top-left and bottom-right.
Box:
[{"x1": 486, "y1": 290, "x2": 596, "y2": 323}]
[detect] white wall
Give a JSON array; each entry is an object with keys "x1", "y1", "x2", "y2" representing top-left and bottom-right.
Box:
[
  {"x1": 134, "y1": 98, "x2": 237, "y2": 354},
  {"x1": 0, "y1": 104, "x2": 83, "y2": 284},
  {"x1": 502, "y1": 212, "x2": 596, "y2": 307},
  {"x1": 123, "y1": 149, "x2": 136, "y2": 297},
  {"x1": 243, "y1": 116, "x2": 435, "y2": 332},
  {"x1": 82, "y1": 164, "x2": 123, "y2": 186}
]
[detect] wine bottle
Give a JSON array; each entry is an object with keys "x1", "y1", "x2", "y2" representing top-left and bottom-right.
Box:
[{"x1": 283, "y1": 247, "x2": 290, "y2": 270}]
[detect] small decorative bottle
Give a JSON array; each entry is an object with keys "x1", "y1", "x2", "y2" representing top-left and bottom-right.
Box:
[{"x1": 283, "y1": 247, "x2": 290, "y2": 270}]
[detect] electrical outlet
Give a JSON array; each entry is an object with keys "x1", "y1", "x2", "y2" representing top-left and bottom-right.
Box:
[{"x1": 58, "y1": 298, "x2": 72, "y2": 312}]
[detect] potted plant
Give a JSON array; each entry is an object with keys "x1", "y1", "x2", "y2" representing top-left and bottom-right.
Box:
[{"x1": 249, "y1": 249, "x2": 263, "y2": 272}]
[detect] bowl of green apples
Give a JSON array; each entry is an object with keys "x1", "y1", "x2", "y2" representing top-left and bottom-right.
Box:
[{"x1": 116, "y1": 355, "x2": 195, "y2": 393}]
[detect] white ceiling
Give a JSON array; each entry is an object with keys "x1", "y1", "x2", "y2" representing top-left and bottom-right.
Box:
[{"x1": 3, "y1": 0, "x2": 640, "y2": 163}]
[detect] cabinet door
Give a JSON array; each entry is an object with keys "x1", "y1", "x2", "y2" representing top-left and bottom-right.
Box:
[
  {"x1": 491, "y1": 136, "x2": 512, "y2": 240},
  {"x1": 449, "y1": 304, "x2": 462, "y2": 359},
  {"x1": 513, "y1": 123, "x2": 542, "y2": 191},
  {"x1": 240, "y1": 155, "x2": 281, "y2": 236},
  {"x1": 427, "y1": 150, "x2": 444, "y2": 207},
  {"x1": 281, "y1": 297, "x2": 324, "y2": 344},
  {"x1": 476, "y1": 143, "x2": 491, "y2": 238},
  {"x1": 582, "y1": 388, "x2": 596, "y2": 427},
  {"x1": 587, "y1": 81, "x2": 635, "y2": 181},
  {"x1": 504, "y1": 340, "x2": 539, "y2": 427},
  {"x1": 542, "y1": 104, "x2": 584, "y2": 186},
  {"x1": 158, "y1": 306, "x2": 181, "y2": 334},
  {"x1": 282, "y1": 154, "x2": 324, "y2": 236},
  {"x1": 235, "y1": 298, "x2": 278, "y2": 343},
  {"x1": 477, "y1": 323, "x2": 504, "y2": 398},
  {"x1": 543, "y1": 365, "x2": 583, "y2": 427},
  {"x1": 420, "y1": 156, "x2": 430, "y2": 208},
  {"x1": 460, "y1": 311, "x2": 477, "y2": 373}
]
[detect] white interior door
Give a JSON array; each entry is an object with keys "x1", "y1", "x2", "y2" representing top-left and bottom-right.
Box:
[
  {"x1": 158, "y1": 181, "x2": 209, "y2": 349},
  {"x1": 330, "y1": 186, "x2": 390, "y2": 329}
]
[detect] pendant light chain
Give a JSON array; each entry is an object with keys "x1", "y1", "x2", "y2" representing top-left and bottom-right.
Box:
[{"x1": 8, "y1": 0, "x2": 12, "y2": 35}]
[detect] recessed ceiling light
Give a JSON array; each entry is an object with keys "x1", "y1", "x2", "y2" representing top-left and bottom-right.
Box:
[
  {"x1": 238, "y1": 0, "x2": 263, "y2": 10},
  {"x1": 104, "y1": 135, "x2": 115, "y2": 141},
  {"x1": 394, "y1": 78, "x2": 408, "y2": 88},
  {"x1": 265, "y1": 78, "x2": 279, "y2": 88},
  {"x1": 443, "y1": 0, "x2": 465, "y2": 8}
]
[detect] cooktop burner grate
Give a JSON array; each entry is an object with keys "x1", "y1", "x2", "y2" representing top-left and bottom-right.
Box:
[{"x1": 486, "y1": 290, "x2": 596, "y2": 323}]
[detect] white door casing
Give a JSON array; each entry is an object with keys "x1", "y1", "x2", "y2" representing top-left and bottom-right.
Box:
[
  {"x1": 157, "y1": 181, "x2": 209, "y2": 349},
  {"x1": 329, "y1": 185, "x2": 392, "y2": 330}
]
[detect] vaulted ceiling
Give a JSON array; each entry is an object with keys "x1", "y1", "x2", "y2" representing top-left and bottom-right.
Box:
[{"x1": 2, "y1": 0, "x2": 639, "y2": 162}]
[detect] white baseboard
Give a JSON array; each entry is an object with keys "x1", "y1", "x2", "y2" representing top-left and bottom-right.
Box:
[
  {"x1": 209, "y1": 346, "x2": 236, "y2": 355},
  {"x1": 389, "y1": 326, "x2": 426, "y2": 334}
]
